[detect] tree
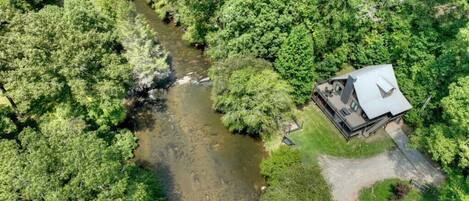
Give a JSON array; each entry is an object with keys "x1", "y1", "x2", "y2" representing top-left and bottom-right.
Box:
[
  {"x1": 206, "y1": 0, "x2": 318, "y2": 60},
  {"x1": 94, "y1": 0, "x2": 171, "y2": 92},
  {"x1": 0, "y1": 108, "x2": 164, "y2": 200},
  {"x1": 275, "y1": 25, "x2": 316, "y2": 105},
  {"x1": 0, "y1": 106, "x2": 17, "y2": 138},
  {"x1": 2, "y1": 0, "x2": 57, "y2": 11},
  {"x1": 424, "y1": 124, "x2": 458, "y2": 167},
  {"x1": 147, "y1": 0, "x2": 220, "y2": 45},
  {"x1": 0, "y1": 2, "x2": 131, "y2": 127},
  {"x1": 438, "y1": 171, "x2": 469, "y2": 201},
  {"x1": 442, "y1": 75, "x2": 469, "y2": 133},
  {"x1": 118, "y1": 14, "x2": 171, "y2": 91},
  {"x1": 210, "y1": 57, "x2": 295, "y2": 136},
  {"x1": 0, "y1": 2, "x2": 167, "y2": 201}
]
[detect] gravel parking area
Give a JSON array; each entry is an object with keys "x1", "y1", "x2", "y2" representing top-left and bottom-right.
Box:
[{"x1": 318, "y1": 123, "x2": 445, "y2": 201}]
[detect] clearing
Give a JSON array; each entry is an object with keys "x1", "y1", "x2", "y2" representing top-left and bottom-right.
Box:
[
  {"x1": 289, "y1": 105, "x2": 395, "y2": 163},
  {"x1": 289, "y1": 105, "x2": 444, "y2": 201}
]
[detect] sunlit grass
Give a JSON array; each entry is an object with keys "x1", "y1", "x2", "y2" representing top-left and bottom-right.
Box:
[{"x1": 289, "y1": 105, "x2": 395, "y2": 164}]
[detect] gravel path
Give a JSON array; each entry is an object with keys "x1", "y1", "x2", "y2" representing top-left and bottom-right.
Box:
[{"x1": 318, "y1": 123, "x2": 445, "y2": 201}]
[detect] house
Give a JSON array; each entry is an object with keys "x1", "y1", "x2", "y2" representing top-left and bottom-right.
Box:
[{"x1": 312, "y1": 64, "x2": 412, "y2": 139}]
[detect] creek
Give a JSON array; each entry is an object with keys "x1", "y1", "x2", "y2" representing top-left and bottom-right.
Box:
[{"x1": 132, "y1": 1, "x2": 266, "y2": 200}]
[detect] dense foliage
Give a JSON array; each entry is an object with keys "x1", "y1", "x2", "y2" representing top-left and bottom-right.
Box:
[
  {"x1": 206, "y1": 0, "x2": 316, "y2": 61},
  {"x1": 209, "y1": 57, "x2": 295, "y2": 136},
  {"x1": 147, "y1": 0, "x2": 219, "y2": 45},
  {"x1": 1, "y1": 2, "x2": 130, "y2": 128},
  {"x1": 155, "y1": 0, "x2": 469, "y2": 199},
  {"x1": 260, "y1": 147, "x2": 332, "y2": 201},
  {"x1": 95, "y1": 0, "x2": 171, "y2": 92},
  {"x1": 274, "y1": 25, "x2": 316, "y2": 105},
  {"x1": 0, "y1": 109, "x2": 163, "y2": 200},
  {"x1": 0, "y1": 0, "x2": 168, "y2": 200},
  {"x1": 118, "y1": 11, "x2": 170, "y2": 91},
  {"x1": 421, "y1": 75, "x2": 469, "y2": 170}
]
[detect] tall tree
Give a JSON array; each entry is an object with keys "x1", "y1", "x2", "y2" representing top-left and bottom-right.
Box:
[
  {"x1": 275, "y1": 25, "x2": 316, "y2": 105},
  {"x1": 210, "y1": 57, "x2": 295, "y2": 136}
]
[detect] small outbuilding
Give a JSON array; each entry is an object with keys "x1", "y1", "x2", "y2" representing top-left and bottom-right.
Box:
[{"x1": 312, "y1": 64, "x2": 412, "y2": 139}]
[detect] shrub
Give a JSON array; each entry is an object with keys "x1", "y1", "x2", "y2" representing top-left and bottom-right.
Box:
[
  {"x1": 391, "y1": 182, "x2": 411, "y2": 200},
  {"x1": 260, "y1": 146, "x2": 301, "y2": 185},
  {"x1": 261, "y1": 163, "x2": 332, "y2": 201}
]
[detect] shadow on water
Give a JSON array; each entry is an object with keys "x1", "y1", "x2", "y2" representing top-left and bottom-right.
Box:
[{"x1": 132, "y1": 1, "x2": 267, "y2": 201}]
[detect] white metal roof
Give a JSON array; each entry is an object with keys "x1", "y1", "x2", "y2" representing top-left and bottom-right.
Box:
[{"x1": 334, "y1": 64, "x2": 412, "y2": 119}]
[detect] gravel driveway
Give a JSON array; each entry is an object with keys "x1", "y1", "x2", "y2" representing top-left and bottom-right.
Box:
[{"x1": 318, "y1": 123, "x2": 445, "y2": 201}]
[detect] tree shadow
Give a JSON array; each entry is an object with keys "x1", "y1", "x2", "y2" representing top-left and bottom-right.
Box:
[{"x1": 138, "y1": 160, "x2": 182, "y2": 201}]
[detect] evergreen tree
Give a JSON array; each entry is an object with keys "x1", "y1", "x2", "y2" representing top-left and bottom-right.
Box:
[{"x1": 275, "y1": 25, "x2": 316, "y2": 105}]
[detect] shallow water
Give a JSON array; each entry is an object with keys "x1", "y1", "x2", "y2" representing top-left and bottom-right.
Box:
[{"x1": 132, "y1": 1, "x2": 266, "y2": 200}]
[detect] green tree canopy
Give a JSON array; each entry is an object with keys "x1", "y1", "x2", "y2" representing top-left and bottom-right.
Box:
[
  {"x1": 147, "y1": 0, "x2": 220, "y2": 45},
  {"x1": 118, "y1": 14, "x2": 170, "y2": 91},
  {"x1": 0, "y1": 108, "x2": 164, "y2": 200},
  {"x1": 210, "y1": 57, "x2": 295, "y2": 136},
  {"x1": 0, "y1": 2, "x2": 131, "y2": 127},
  {"x1": 0, "y1": 2, "x2": 168, "y2": 201},
  {"x1": 274, "y1": 25, "x2": 316, "y2": 105},
  {"x1": 442, "y1": 76, "x2": 469, "y2": 132},
  {"x1": 0, "y1": 106, "x2": 17, "y2": 137},
  {"x1": 206, "y1": 0, "x2": 318, "y2": 60}
]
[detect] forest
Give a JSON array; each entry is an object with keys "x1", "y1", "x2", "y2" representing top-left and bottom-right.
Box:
[
  {"x1": 0, "y1": 0, "x2": 168, "y2": 200},
  {"x1": 0, "y1": 0, "x2": 468, "y2": 200},
  {"x1": 147, "y1": 0, "x2": 468, "y2": 200}
]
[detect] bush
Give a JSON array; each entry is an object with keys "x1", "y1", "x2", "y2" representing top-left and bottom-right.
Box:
[
  {"x1": 260, "y1": 146, "x2": 332, "y2": 201},
  {"x1": 260, "y1": 146, "x2": 301, "y2": 185},
  {"x1": 391, "y1": 182, "x2": 412, "y2": 200}
]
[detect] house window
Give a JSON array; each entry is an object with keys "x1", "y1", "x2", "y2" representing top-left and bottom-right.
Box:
[
  {"x1": 334, "y1": 84, "x2": 342, "y2": 95},
  {"x1": 351, "y1": 100, "x2": 359, "y2": 111}
]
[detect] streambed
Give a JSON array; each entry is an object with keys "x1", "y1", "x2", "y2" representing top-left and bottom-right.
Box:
[{"x1": 132, "y1": 1, "x2": 266, "y2": 200}]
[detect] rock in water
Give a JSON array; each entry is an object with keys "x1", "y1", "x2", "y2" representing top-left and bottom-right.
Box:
[{"x1": 175, "y1": 76, "x2": 192, "y2": 85}]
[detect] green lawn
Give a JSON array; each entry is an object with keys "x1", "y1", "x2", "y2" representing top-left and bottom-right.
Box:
[
  {"x1": 359, "y1": 179, "x2": 437, "y2": 201},
  {"x1": 289, "y1": 105, "x2": 395, "y2": 163}
]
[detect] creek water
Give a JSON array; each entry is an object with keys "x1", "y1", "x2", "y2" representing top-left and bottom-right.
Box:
[{"x1": 132, "y1": 1, "x2": 266, "y2": 200}]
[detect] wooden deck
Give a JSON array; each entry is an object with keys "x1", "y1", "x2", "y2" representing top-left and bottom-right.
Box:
[{"x1": 316, "y1": 83, "x2": 366, "y2": 129}]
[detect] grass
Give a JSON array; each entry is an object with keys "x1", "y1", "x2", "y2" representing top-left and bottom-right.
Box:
[
  {"x1": 263, "y1": 133, "x2": 283, "y2": 152},
  {"x1": 289, "y1": 105, "x2": 395, "y2": 163},
  {"x1": 359, "y1": 179, "x2": 437, "y2": 201}
]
